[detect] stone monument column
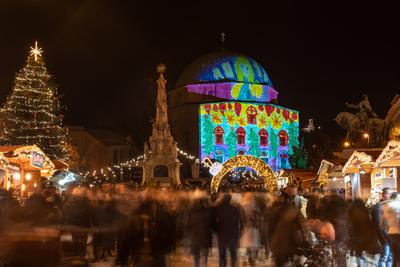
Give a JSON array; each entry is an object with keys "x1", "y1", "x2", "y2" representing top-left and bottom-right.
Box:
[{"x1": 142, "y1": 64, "x2": 181, "y2": 187}]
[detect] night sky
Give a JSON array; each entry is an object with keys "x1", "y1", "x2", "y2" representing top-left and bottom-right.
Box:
[{"x1": 1, "y1": 1, "x2": 399, "y2": 149}]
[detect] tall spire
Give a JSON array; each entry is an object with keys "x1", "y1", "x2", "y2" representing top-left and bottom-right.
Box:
[
  {"x1": 142, "y1": 63, "x2": 181, "y2": 187},
  {"x1": 153, "y1": 64, "x2": 171, "y2": 137}
]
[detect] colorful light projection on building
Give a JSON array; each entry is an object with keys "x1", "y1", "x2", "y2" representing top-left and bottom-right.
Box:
[
  {"x1": 186, "y1": 82, "x2": 278, "y2": 102},
  {"x1": 183, "y1": 55, "x2": 278, "y2": 102},
  {"x1": 199, "y1": 102, "x2": 299, "y2": 170}
]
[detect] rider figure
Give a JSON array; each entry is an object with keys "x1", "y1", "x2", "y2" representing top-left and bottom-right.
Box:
[{"x1": 346, "y1": 95, "x2": 377, "y2": 130}]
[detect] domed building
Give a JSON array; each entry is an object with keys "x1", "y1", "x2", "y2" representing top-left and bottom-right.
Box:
[{"x1": 169, "y1": 52, "x2": 299, "y2": 175}]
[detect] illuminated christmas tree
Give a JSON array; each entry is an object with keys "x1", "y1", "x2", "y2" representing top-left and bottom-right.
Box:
[
  {"x1": 0, "y1": 42, "x2": 68, "y2": 160},
  {"x1": 226, "y1": 127, "x2": 236, "y2": 158},
  {"x1": 248, "y1": 128, "x2": 260, "y2": 157},
  {"x1": 202, "y1": 115, "x2": 214, "y2": 157}
]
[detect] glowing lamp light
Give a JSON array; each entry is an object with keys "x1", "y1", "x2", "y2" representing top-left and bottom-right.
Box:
[
  {"x1": 14, "y1": 173, "x2": 21, "y2": 180},
  {"x1": 22, "y1": 184, "x2": 26, "y2": 192},
  {"x1": 34, "y1": 183, "x2": 37, "y2": 188},
  {"x1": 25, "y1": 173, "x2": 32, "y2": 181},
  {"x1": 333, "y1": 177, "x2": 337, "y2": 181},
  {"x1": 363, "y1": 133, "x2": 369, "y2": 139},
  {"x1": 344, "y1": 141, "x2": 350, "y2": 148},
  {"x1": 209, "y1": 162, "x2": 223, "y2": 176},
  {"x1": 6, "y1": 180, "x2": 11, "y2": 190}
]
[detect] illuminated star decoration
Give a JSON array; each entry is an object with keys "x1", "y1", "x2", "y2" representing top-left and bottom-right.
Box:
[
  {"x1": 30, "y1": 41, "x2": 43, "y2": 62},
  {"x1": 156, "y1": 64, "x2": 166, "y2": 74}
]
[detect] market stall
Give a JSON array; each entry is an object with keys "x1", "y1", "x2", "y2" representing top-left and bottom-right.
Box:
[{"x1": 0, "y1": 145, "x2": 57, "y2": 196}]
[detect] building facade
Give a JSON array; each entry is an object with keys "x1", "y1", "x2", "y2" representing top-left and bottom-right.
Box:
[
  {"x1": 66, "y1": 126, "x2": 132, "y2": 171},
  {"x1": 169, "y1": 52, "x2": 299, "y2": 173}
]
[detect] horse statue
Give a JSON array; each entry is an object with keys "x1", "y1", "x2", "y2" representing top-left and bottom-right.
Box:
[
  {"x1": 334, "y1": 112, "x2": 361, "y2": 142},
  {"x1": 335, "y1": 112, "x2": 389, "y2": 145}
]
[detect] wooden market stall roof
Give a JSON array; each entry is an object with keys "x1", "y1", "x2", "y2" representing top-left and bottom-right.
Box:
[
  {"x1": 0, "y1": 145, "x2": 55, "y2": 171},
  {"x1": 375, "y1": 140, "x2": 400, "y2": 168},
  {"x1": 342, "y1": 151, "x2": 374, "y2": 174}
]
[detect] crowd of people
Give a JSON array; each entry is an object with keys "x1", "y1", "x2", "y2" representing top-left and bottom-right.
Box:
[{"x1": 0, "y1": 183, "x2": 400, "y2": 267}]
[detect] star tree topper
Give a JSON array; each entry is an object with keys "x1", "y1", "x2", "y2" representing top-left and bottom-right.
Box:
[
  {"x1": 30, "y1": 41, "x2": 43, "y2": 61},
  {"x1": 156, "y1": 64, "x2": 166, "y2": 74}
]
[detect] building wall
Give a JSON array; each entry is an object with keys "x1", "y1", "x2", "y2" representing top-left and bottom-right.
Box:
[{"x1": 66, "y1": 126, "x2": 130, "y2": 170}]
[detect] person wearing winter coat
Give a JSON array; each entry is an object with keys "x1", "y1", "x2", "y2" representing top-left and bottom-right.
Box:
[
  {"x1": 188, "y1": 192, "x2": 213, "y2": 267},
  {"x1": 214, "y1": 193, "x2": 245, "y2": 267}
]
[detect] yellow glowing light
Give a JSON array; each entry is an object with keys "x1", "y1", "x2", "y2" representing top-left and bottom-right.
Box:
[
  {"x1": 156, "y1": 64, "x2": 166, "y2": 74},
  {"x1": 210, "y1": 155, "x2": 277, "y2": 194},
  {"x1": 6, "y1": 180, "x2": 10, "y2": 190},
  {"x1": 344, "y1": 141, "x2": 350, "y2": 147},
  {"x1": 363, "y1": 133, "x2": 369, "y2": 139},
  {"x1": 34, "y1": 182, "x2": 37, "y2": 188},
  {"x1": 25, "y1": 173, "x2": 32, "y2": 181},
  {"x1": 29, "y1": 41, "x2": 43, "y2": 62},
  {"x1": 22, "y1": 184, "x2": 26, "y2": 192}
]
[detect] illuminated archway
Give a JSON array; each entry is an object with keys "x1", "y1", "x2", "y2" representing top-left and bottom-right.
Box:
[{"x1": 210, "y1": 155, "x2": 277, "y2": 194}]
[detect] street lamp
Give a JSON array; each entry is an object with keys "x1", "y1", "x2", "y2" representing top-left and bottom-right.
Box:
[{"x1": 363, "y1": 133, "x2": 370, "y2": 145}]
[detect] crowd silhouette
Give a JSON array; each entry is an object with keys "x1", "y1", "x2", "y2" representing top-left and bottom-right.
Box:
[{"x1": 0, "y1": 183, "x2": 399, "y2": 267}]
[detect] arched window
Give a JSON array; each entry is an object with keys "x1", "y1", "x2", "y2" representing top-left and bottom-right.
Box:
[
  {"x1": 279, "y1": 130, "x2": 288, "y2": 146},
  {"x1": 154, "y1": 165, "x2": 168, "y2": 177},
  {"x1": 214, "y1": 126, "x2": 224, "y2": 144},
  {"x1": 260, "y1": 151, "x2": 269, "y2": 163},
  {"x1": 215, "y1": 149, "x2": 224, "y2": 163},
  {"x1": 280, "y1": 153, "x2": 289, "y2": 169},
  {"x1": 258, "y1": 129, "x2": 268, "y2": 146},
  {"x1": 237, "y1": 150, "x2": 245, "y2": 155},
  {"x1": 236, "y1": 127, "x2": 246, "y2": 145},
  {"x1": 246, "y1": 106, "x2": 258, "y2": 124}
]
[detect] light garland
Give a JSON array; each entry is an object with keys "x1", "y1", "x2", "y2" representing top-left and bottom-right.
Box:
[
  {"x1": 0, "y1": 41, "x2": 68, "y2": 161},
  {"x1": 210, "y1": 155, "x2": 277, "y2": 194},
  {"x1": 375, "y1": 140, "x2": 400, "y2": 167},
  {"x1": 342, "y1": 151, "x2": 373, "y2": 174}
]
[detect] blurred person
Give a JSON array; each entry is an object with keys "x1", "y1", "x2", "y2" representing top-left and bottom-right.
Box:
[
  {"x1": 318, "y1": 194, "x2": 349, "y2": 267},
  {"x1": 241, "y1": 193, "x2": 262, "y2": 266},
  {"x1": 306, "y1": 188, "x2": 322, "y2": 219},
  {"x1": 382, "y1": 192, "x2": 400, "y2": 266},
  {"x1": 188, "y1": 190, "x2": 213, "y2": 267},
  {"x1": 269, "y1": 200, "x2": 306, "y2": 267},
  {"x1": 348, "y1": 199, "x2": 380, "y2": 265},
  {"x1": 62, "y1": 187, "x2": 92, "y2": 257},
  {"x1": 116, "y1": 188, "x2": 144, "y2": 266},
  {"x1": 149, "y1": 190, "x2": 177, "y2": 267},
  {"x1": 214, "y1": 193, "x2": 245, "y2": 267},
  {"x1": 373, "y1": 187, "x2": 393, "y2": 267}
]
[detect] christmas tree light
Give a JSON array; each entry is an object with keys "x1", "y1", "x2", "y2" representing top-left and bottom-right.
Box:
[{"x1": 0, "y1": 41, "x2": 68, "y2": 161}]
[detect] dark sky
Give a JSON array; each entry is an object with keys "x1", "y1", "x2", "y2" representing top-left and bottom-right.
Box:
[{"x1": 0, "y1": 1, "x2": 399, "y2": 149}]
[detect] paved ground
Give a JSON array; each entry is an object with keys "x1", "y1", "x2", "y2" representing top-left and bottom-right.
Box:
[{"x1": 89, "y1": 248, "x2": 380, "y2": 267}]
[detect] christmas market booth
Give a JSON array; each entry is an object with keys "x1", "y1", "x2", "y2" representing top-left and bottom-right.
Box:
[
  {"x1": 373, "y1": 140, "x2": 400, "y2": 196},
  {"x1": 0, "y1": 145, "x2": 59, "y2": 196},
  {"x1": 342, "y1": 151, "x2": 378, "y2": 201}
]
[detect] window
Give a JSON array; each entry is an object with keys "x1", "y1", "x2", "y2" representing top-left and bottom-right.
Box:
[
  {"x1": 279, "y1": 130, "x2": 288, "y2": 146},
  {"x1": 261, "y1": 151, "x2": 269, "y2": 163},
  {"x1": 258, "y1": 129, "x2": 268, "y2": 146},
  {"x1": 154, "y1": 165, "x2": 168, "y2": 177},
  {"x1": 237, "y1": 150, "x2": 245, "y2": 155},
  {"x1": 215, "y1": 150, "x2": 224, "y2": 163},
  {"x1": 236, "y1": 127, "x2": 246, "y2": 145},
  {"x1": 246, "y1": 106, "x2": 258, "y2": 124},
  {"x1": 214, "y1": 126, "x2": 224, "y2": 144}
]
